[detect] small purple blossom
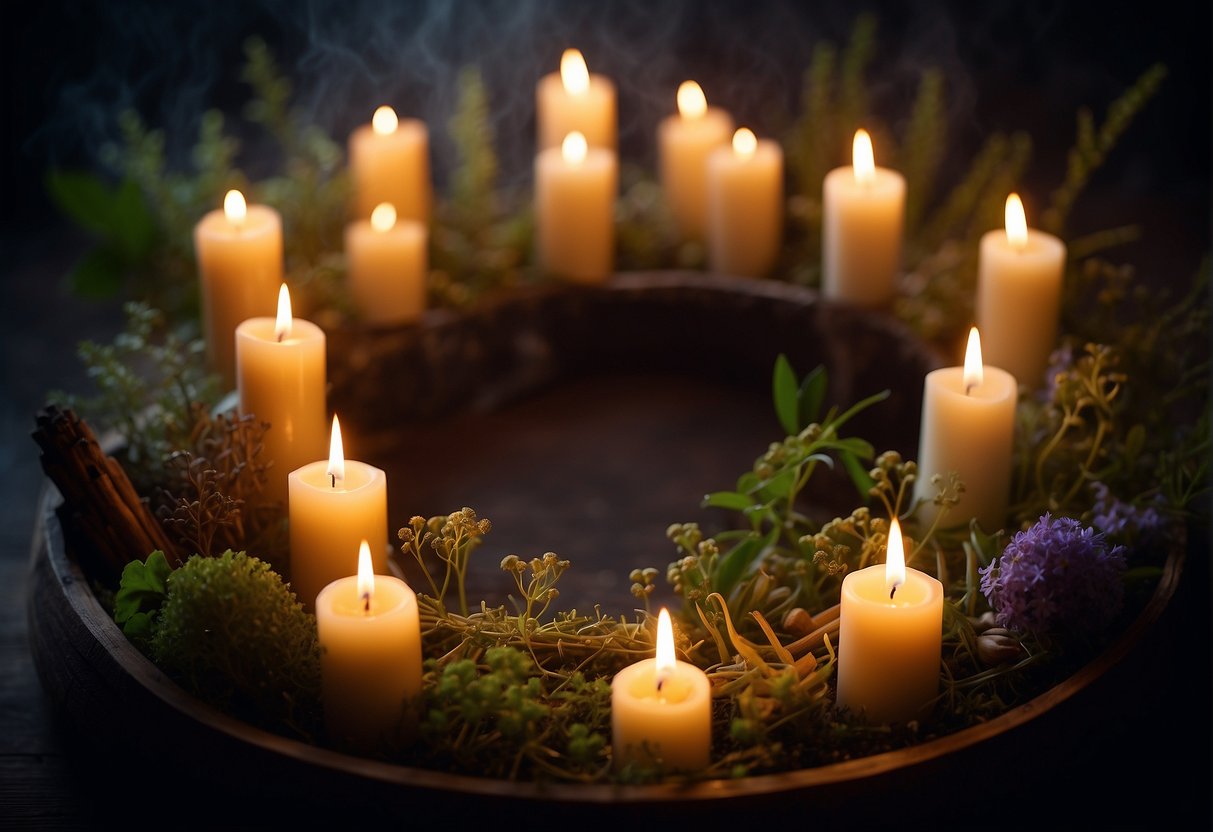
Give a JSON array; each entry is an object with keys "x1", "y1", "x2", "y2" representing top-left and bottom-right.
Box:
[
  {"x1": 979, "y1": 513, "x2": 1127, "y2": 640},
  {"x1": 1090, "y1": 481, "x2": 1165, "y2": 543}
]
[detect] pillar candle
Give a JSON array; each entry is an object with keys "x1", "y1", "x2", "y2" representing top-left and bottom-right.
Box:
[
  {"x1": 657, "y1": 81, "x2": 734, "y2": 241},
  {"x1": 344, "y1": 202, "x2": 428, "y2": 326},
  {"x1": 706, "y1": 127, "x2": 784, "y2": 278},
  {"x1": 836, "y1": 517, "x2": 944, "y2": 724},
  {"x1": 913, "y1": 327, "x2": 1018, "y2": 532},
  {"x1": 611, "y1": 608, "x2": 711, "y2": 772},
  {"x1": 534, "y1": 131, "x2": 617, "y2": 283},
  {"x1": 976, "y1": 193, "x2": 1067, "y2": 390},
  {"x1": 288, "y1": 415, "x2": 389, "y2": 612},
  {"x1": 316, "y1": 539, "x2": 422, "y2": 752},
  {"x1": 822, "y1": 129, "x2": 906, "y2": 306},
  {"x1": 348, "y1": 105, "x2": 432, "y2": 223},
  {"x1": 195, "y1": 189, "x2": 283, "y2": 389},
  {"x1": 235, "y1": 284, "x2": 326, "y2": 508},
  {"x1": 535, "y1": 48, "x2": 617, "y2": 152}
]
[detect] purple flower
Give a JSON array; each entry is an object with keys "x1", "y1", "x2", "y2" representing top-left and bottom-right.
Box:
[
  {"x1": 979, "y1": 513, "x2": 1127, "y2": 640},
  {"x1": 1089, "y1": 481, "x2": 1166, "y2": 545}
]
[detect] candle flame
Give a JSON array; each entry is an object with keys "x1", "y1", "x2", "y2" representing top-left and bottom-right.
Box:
[
  {"x1": 732, "y1": 127, "x2": 757, "y2": 160},
  {"x1": 356, "y1": 539, "x2": 374, "y2": 613},
  {"x1": 1005, "y1": 193, "x2": 1028, "y2": 250},
  {"x1": 885, "y1": 516, "x2": 906, "y2": 597},
  {"x1": 371, "y1": 202, "x2": 397, "y2": 232},
  {"x1": 676, "y1": 80, "x2": 707, "y2": 119},
  {"x1": 852, "y1": 129, "x2": 876, "y2": 185},
  {"x1": 327, "y1": 414, "x2": 345, "y2": 485},
  {"x1": 562, "y1": 131, "x2": 588, "y2": 165},
  {"x1": 560, "y1": 48, "x2": 589, "y2": 95},
  {"x1": 655, "y1": 607, "x2": 676, "y2": 682},
  {"x1": 274, "y1": 283, "x2": 292, "y2": 341},
  {"x1": 223, "y1": 189, "x2": 247, "y2": 225},
  {"x1": 372, "y1": 105, "x2": 398, "y2": 135},
  {"x1": 963, "y1": 326, "x2": 984, "y2": 393}
]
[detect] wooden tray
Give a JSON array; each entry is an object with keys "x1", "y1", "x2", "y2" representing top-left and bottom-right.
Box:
[{"x1": 25, "y1": 273, "x2": 1187, "y2": 823}]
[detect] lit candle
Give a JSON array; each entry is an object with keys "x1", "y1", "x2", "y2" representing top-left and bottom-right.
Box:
[
  {"x1": 836, "y1": 517, "x2": 944, "y2": 724},
  {"x1": 315, "y1": 539, "x2": 422, "y2": 752},
  {"x1": 657, "y1": 80, "x2": 734, "y2": 241},
  {"x1": 822, "y1": 129, "x2": 906, "y2": 306},
  {"x1": 705, "y1": 127, "x2": 784, "y2": 278},
  {"x1": 976, "y1": 193, "x2": 1067, "y2": 389},
  {"x1": 535, "y1": 48, "x2": 617, "y2": 152},
  {"x1": 194, "y1": 189, "x2": 284, "y2": 388},
  {"x1": 534, "y1": 131, "x2": 618, "y2": 283},
  {"x1": 235, "y1": 284, "x2": 326, "y2": 507},
  {"x1": 344, "y1": 202, "x2": 428, "y2": 326},
  {"x1": 348, "y1": 105, "x2": 432, "y2": 223},
  {"x1": 610, "y1": 608, "x2": 711, "y2": 772},
  {"x1": 913, "y1": 327, "x2": 1017, "y2": 532},
  {"x1": 288, "y1": 414, "x2": 388, "y2": 612}
]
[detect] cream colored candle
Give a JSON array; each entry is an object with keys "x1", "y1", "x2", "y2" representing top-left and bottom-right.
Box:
[
  {"x1": 822, "y1": 129, "x2": 906, "y2": 306},
  {"x1": 316, "y1": 539, "x2": 422, "y2": 752},
  {"x1": 836, "y1": 517, "x2": 944, "y2": 724},
  {"x1": 913, "y1": 327, "x2": 1018, "y2": 532},
  {"x1": 348, "y1": 105, "x2": 432, "y2": 223},
  {"x1": 288, "y1": 415, "x2": 388, "y2": 612},
  {"x1": 195, "y1": 189, "x2": 284, "y2": 389},
  {"x1": 611, "y1": 608, "x2": 711, "y2": 772},
  {"x1": 534, "y1": 131, "x2": 618, "y2": 283},
  {"x1": 976, "y1": 193, "x2": 1067, "y2": 390},
  {"x1": 535, "y1": 48, "x2": 617, "y2": 152},
  {"x1": 235, "y1": 284, "x2": 326, "y2": 508},
  {"x1": 657, "y1": 81, "x2": 734, "y2": 241},
  {"x1": 706, "y1": 127, "x2": 784, "y2": 278},
  {"x1": 344, "y1": 202, "x2": 428, "y2": 326}
]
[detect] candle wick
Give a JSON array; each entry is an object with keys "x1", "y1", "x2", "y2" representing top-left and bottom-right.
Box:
[
  {"x1": 277, "y1": 331, "x2": 285, "y2": 343},
  {"x1": 361, "y1": 592, "x2": 371, "y2": 614},
  {"x1": 889, "y1": 584, "x2": 898, "y2": 601},
  {"x1": 330, "y1": 473, "x2": 336, "y2": 488},
  {"x1": 657, "y1": 675, "x2": 665, "y2": 693},
  {"x1": 965, "y1": 382, "x2": 975, "y2": 396}
]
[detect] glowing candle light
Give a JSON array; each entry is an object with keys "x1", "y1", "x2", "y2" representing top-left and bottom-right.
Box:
[
  {"x1": 535, "y1": 48, "x2": 617, "y2": 152},
  {"x1": 705, "y1": 126, "x2": 785, "y2": 278},
  {"x1": 534, "y1": 130, "x2": 618, "y2": 282},
  {"x1": 822, "y1": 129, "x2": 907, "y2": 306},
  {"x1": 344, "y1": 201, "x2": 428, "y2": 326},
  {"x1": 194, "y1": 188, "x2": 284, "y2": 388},
  {"x1": 836, "y1": 517, "x2": 945, "y2": 724},
  {"x1": 610, "y1": 608, "x2": 712, "y2": 772},
  {"x1": 315, "y1": 539, "x2": 422, "y2": 752},
  {"x1": 348, "y1": 105, "x2": 431, "y2": 222},
  {"x1": 657, "y1": 80, "x2": 734, "y2": 241},
  {"x1": 234, "y1": 283, "x2": 326, "y2": 507},
  {"x1": 976, "y1": 193, "x2": 1068, "y2": 389},
  {"x1": 288, "y1": 414, "x2": 388, "y2": 612},
  {"x1": 913, "y1": 327, "x2": 1018, "y2": 532}
]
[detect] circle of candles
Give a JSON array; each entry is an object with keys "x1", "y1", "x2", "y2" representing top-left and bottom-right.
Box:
[
  {"x1": 288, "y1": 414, "x2": 388, "y2": 612},
  {"x1": 235, "y1": 283, "x2": 326, "y2": 507},
  {"x1": 610, "y1": 608, "x2": 711, "y2": 772},
  {"x1": 344, "y1": 202, "x2": 428, "y2": 326},
  {"x1": 348, "y1": 105, "x2": 432, "y2": 223},
  {"x1": 195, "y1": 189, "x2": 284, "y2": 388},
  {"x1": 822, "y1": 129, "x2": 906, "y2": 306},
  {"x1": 657, "y1": 80, "x2": 734, "y2": 241},
  {"x1": 913, "y1": 327, "x2": 1018, "y2": 532},
  {"x1": 316, "y1": 539, "x2": 422, "y2": 752},
  {"x1": 534, "y1": 130, "x2": 618, "y2": 282},
  {"x1": 535, "y1": 48, "x2": 617, "y2": 152},
  {"x1": 706, "y1": 127, "x2": 785, "y2": 278},
  {"x1": 976, "y1": 193, "x2": 1068, "y2": 390},
  {"x1": 836, "y1": 517, "x2": 944, "y2": 724}
]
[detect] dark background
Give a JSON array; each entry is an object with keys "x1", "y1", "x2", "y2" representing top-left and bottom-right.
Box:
[{"x1": 1, "y1": 1, "x2": 1209, "y2": 828}]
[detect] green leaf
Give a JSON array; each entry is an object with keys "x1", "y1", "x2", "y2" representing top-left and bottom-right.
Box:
[
  {"x1": 754, "y1": 466, "x2": 797, "y2": 501},
  {"x1": 840, "y1": 450, "x2": 875, "y2": 499},
  {"x1": 45, "y1": 170, "x2": 116, "y2": 238},
  {"x1": 110, "y1": 178, "x2": 156, "y2": 261},
  {"x1": 713, "y1": 527, "x2": 780, "y2": 599},
  {"x1": 797, "y1": 365, "x2": 827, "y2": 427},
  {"x1": 67, "y1": 247, "x2": 127, "y2": 299},
  {"x1": 114, "y1": 550, "x2": 173, "y2": 626},
  {"x1": 773, "y1": 354, "x2": 799, "y2": 436},
  {"x1": 703, "y1": 491, "x2": 757, "y2": 511}
]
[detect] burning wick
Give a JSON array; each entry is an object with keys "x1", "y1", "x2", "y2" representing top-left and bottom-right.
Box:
[
  {"x1": 356, "y1": 539, "x2": 374, "y2": 616},
  {"x1": 326, "y1": 414, "x2": 345, "y2": 490},
  {"x1": 963, "y1": 327, "x2": 984, "y2": 397},
  {"x1": 885, "y1": 516, "x2": 907, "y2": 604},
  {"x1": 655, "y1": 607, "x2": 675, "y2": 697}
]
